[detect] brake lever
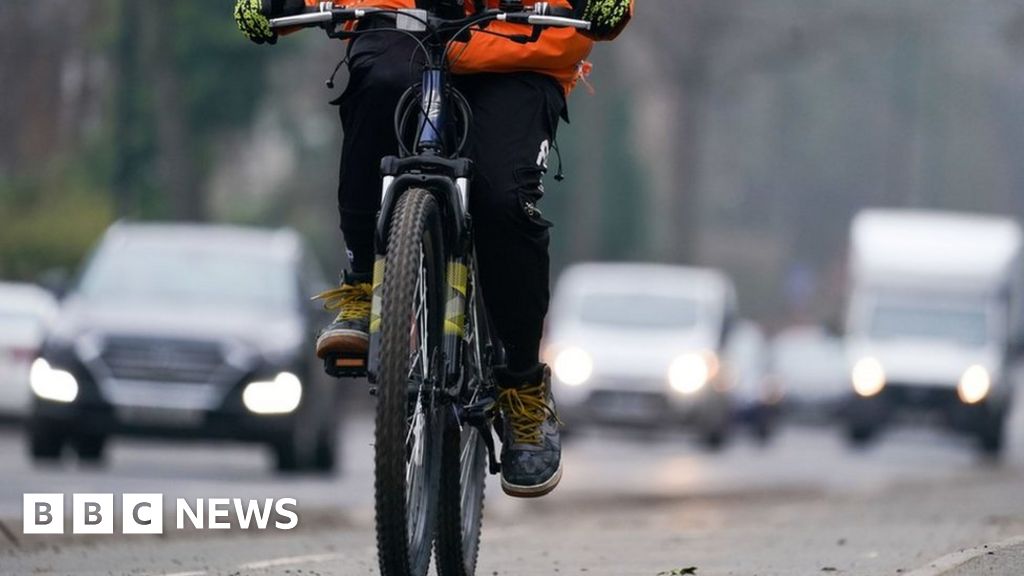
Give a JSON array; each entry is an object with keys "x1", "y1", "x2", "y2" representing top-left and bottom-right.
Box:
[{"x1": 507, "y1": 26, "x2": 542, "y2": 45}]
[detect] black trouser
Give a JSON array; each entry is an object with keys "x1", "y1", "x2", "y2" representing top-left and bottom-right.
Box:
[{"x1": 334, "y1": 32, "x2": 565, "y2": 372}]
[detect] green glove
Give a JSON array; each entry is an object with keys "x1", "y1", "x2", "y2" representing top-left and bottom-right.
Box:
[
  {"x1": 234, "y1": 0, "x2": 277, "y2": 45},
  {"x1": 572, "y1": 0, "x2": 632, "y2": 41}
]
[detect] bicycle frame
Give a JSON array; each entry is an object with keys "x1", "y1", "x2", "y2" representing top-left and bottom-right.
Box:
[{"x1": 417, "y1": 68, "x2": 447, "y2": 152}]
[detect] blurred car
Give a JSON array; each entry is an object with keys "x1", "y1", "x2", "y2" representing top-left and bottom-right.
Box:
[
  {"x1": 29, "y1": 222, "x2": 339, "y2": 472},
  {"x1": 0, "y1": 282, "x2": 57, "y2": 418},
  {"x1": 544, "y1": 263, "x2": 737, "y2": 448},
  {"x1": 767, "y1": 325, "x2": 848, "y2": 422},
  {"x1": 724, "y1": 319, "x2": 779, "y2": 442}
]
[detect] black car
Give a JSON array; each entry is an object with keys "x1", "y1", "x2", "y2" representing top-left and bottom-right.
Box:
[{"x1": 28, "y1": 222, "x2": 340, "y2": 472}]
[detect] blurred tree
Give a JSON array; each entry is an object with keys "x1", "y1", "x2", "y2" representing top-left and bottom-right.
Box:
[
  {"x1": 601, "y1": 0, "x2": 733, "y2": 264},
  {"x1": 598, "y1": 94, "x2": 646, "y2": 260},
  {"x1": 113, "y1": 0, "x2": 276, "y2": 221},
  {"x1": 0, "y1": 1, "x2": 278, "y2": 279},
  {"x1": 0, "y1": 1, "x2": 113, "y2": 279},
  {"x1": 112, "y1": 0, "x2": 151, "y2": 217}
]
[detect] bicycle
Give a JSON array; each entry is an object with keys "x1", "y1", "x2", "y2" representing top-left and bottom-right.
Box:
[{"x1": 269, "y1": 4, "x2": 589, "y2": 576}]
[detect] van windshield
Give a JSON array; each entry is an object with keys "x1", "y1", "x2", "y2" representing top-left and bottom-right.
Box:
[
  {"x1": 868, "y1": 301, "x2": 990, "y2": 348},
  {"x1": 78, "y1": 241, "x2": 296, "y2": 312},
  {"x1": 578, "y1": 292, "x2": 701, "y2": 329}
]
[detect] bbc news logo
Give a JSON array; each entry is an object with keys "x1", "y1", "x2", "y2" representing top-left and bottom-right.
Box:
[{"x1": 23, "y1": 494, "x2": 298, "y2": 534}]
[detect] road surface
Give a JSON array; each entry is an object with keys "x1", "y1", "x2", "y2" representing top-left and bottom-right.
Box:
[{"x1": 2, "y1": 404, "x2": 1024, "y2": 575}]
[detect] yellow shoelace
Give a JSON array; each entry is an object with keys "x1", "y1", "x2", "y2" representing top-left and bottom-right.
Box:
[
  {"x1": 312, "y1": 283, "x2": 372, "y2": 322},
  {"x1": 497, "y1": 383, "x2": 559, "y2": 445}
]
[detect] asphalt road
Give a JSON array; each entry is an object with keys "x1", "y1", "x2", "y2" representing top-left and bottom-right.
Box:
[{"x1": 3, "y1": 401, "x2": 1024, "y2": 575}]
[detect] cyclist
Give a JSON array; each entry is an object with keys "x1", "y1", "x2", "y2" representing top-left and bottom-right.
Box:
[{"x1": 235, "y1": 0, "x2": 631, "y2": 498}]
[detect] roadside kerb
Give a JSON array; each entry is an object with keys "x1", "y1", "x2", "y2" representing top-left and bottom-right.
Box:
[{"x1": 905, "y1": 535, "x2": 1024, "y2": 576}]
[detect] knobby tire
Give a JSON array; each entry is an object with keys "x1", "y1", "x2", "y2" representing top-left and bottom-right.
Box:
[{"x1": 375, "y1": 188, "x2": 445, "y2": 576}]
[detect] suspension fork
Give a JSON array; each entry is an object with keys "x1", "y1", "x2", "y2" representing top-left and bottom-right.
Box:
[
  {"x1": 366, "y1": 254, "x2": 386, "y2": 384},
  {"x1": 441, "y1": 172, "x2": 473, "y2": 390},
  {"x1": 442, "y1": 257, "x2": 469, "y2": 388}
]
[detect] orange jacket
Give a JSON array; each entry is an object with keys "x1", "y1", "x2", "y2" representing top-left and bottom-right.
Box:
[{"x1": 304, "y1": 0, "x2": 593, "y2": 94}]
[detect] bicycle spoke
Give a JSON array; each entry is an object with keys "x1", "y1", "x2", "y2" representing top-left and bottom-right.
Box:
[
  {"x1": 459, "y1": 431, "x2": 476, "y2": 501},
  {"x1": 406, "y1": 407, "x2": 426, "y2": 542},
  {"x1": 406, "y1": 394, "x2": 425, "y2": 459},
  {"x1": 408, "y1": 256, "x2": 422, "y2": 364},
  {"x1": 399, "y1": 245, "x2": 436, "y2": 560},
  {"x1": 407, "y1": 248, "x2": 428, "y2": 379},
  {"x1": 404, "y1": 249, "x2": 430, "y2": 450},
  {"x1": 468, "y1": 280, "x2": 485, "y2": 403},
  {"x1": 417, "y1": 249, "x2": 429, "y2": 381}
]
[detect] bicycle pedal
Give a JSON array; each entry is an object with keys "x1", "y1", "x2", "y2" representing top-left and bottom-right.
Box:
[{"x1": 323, "y1": 354, "x2": 368, "y2": 378}]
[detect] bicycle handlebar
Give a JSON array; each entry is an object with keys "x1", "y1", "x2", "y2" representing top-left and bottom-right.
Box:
[
  {"x1": 268, "y1": 4, "x2": 591, "y2": 32},
  {"x1": 268, "y1": 8, "x2": 373, "y2": 29},
  {"x1": 496, "y1": 12, "x2": 590, "y2": 29}
]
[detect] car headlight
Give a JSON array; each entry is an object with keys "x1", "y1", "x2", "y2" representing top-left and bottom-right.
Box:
[
  {"x1": 851, "y1": 357, "x2": 886, "y2": 397},
  {"x1": 668, "y1": 351, "x2": 718, "y2": 394},
  {"x1": 30, "y1": 358, "x2": 79, "y2": 403},
  {"x1": 242, "y1": 372, "x2": 302, "y2": 415},
  {"x1": 552, "y1": 347, "x2": 593, "y2": 386},
  {"x1": 957, "y1": 365, "x2": 990, "y2": 405}
]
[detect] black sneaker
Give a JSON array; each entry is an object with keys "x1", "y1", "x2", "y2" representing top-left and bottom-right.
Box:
[
  {"x1": 313, "y1": 272, "x2": 373, "y2": 359},
  {"x1": 495, "y1": 364, "x2": 562, "y2": 498}
]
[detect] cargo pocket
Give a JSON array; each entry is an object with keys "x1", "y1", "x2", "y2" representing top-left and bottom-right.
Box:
[{"x1": 517, "y1": 185, "x2": 554, "y2": 231}]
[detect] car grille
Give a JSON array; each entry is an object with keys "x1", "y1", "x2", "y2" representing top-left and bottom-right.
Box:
[
  {"x1": 884, "y1": 383, "x2": 958, "y2": 408},
  {"x1": 98, "y1": 336, "x2": 228, "y2": 384},
  {"x1": 586, "y1": 389, "x2": 670, "y2": 419}
]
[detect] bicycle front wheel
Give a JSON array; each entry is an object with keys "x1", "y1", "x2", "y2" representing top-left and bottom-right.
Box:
[{"x1": 375, "y1": 188, "x2": 446, "y2": 576}]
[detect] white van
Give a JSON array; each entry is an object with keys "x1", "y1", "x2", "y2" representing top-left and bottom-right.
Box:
[
  {"x1": 843, "y1": 209, "x2": 1022, "y2": 454},
  {"x1": 543, "y1": 263, "x2": 736, "y2": 448}
]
